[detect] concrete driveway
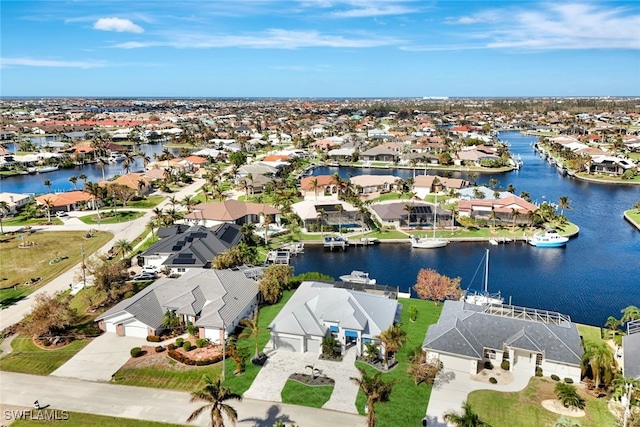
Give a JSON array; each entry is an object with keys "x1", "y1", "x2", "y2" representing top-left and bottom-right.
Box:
[
  {"x1": 51, "y1": 333, "x2": 146, "y2": 382},
  {"x1": 424, "y1": 363, "x2": 532, "y2": 426},
  {"x1": 244, "y1": 347, "x2": 361, "y2": 414}
]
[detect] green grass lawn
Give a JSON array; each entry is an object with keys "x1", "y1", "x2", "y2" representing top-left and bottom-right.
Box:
[
  {"x1": 625, "y1": 209, "x2": 640, "y2": 226},
  {"x1": 361, "y1": 230, "x2": 408, "y2": 240},
  {"x1": 0, "y1": 336, "x2": 90, "y2": 375},
  {"x1": 0, "y1": 231, "x2": 113, "y2": 306},
  {"x1": 78, "y1": 210, "x2": 145, "y2": 224},
  {"x1": 577, "y1": 324, "x2": 604, "y2": 343},
  {"x1": 127, "y1": 196, "x2": 165, "y2": 208},
  {"x1": 467, "y1": 377, "x2": 618, "y2": 427},
  {"x1": 111, "y1": 290, "x2": 295, "y2": 395},
  {"x1": 354, "y1": 297, "x2": 443, "y2": 427},
  {"x1": 2, "y1": 215, "x2": 63, "y2": 227},
  {"x1": 281, "y1": 380, "x2": 334, "y2": 408},
  {"x1": 11, "y1": 411, "x2": 185, "y2": 427}
]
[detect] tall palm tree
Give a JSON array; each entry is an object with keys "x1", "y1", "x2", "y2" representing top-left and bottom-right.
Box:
[
  {"x1": 181, "y1": 195, "x2": 196, "y2": 213},
  {"x1": 511, "y1": 208, "x2": 520, "y2": 231},
  {"x1": 97, "y1": 157, "x2": 108, "y2": 181},
  {"x1": 43, "y1": 179, "x2": 52, "y2": 193},
  {"x1": 84, "y1": 182, "x2": 104, "y2": 219},
  {"x1": 69, "y1": 176, "x2": 78, "y2": 190},
  {"x1": 186, "y1": 375, "x2": 242, "y2": 427},
  {"x1": 261, "y1": 212, "x2": 272, "y2": 245},
  {"x1": 621, "y1": 305, "x2": 640, "y2": 323},
  {"x1": 376, "y1": 323, "x2": 407, "y2": 369},
  {"x1": 310, "y1": 177, "x2": 319, "y2": 200},
  {"x1": 0, "y1": 200, "x2": 9, "y2": 234},
  {"x1": 335, "y1": 204, "x2": 345, "y2": 234},
  {"x1": 443, "y1": 401, "x2": 491, "y2": 427},
  {"x1": 122, "y1": 152, "x2": 135, "y2": 174},
  {"x1": 404, "y1": 203, "x2": 414, "y2": 227},
  {"x1": 79, "y1": 173, "x2": 88, "y2": 188},
  {"x1": 239, "y1": 310, "x2": 260, "y2": 360},
  {"x1": 350, "y1": 367, "x2": 395, "y2": 427},
  {"x1": 316, "y1": 208, "x2": 327, "y2": 236},
  {"x1": 114, "y1": 238, "x2": 133, "y2": 260},
  {"x1": 43, "y1": 198, "x2": 53, "y2": 223},
  {"x1": 558, "y1": 196, "x2": 571, "y2": 216}
]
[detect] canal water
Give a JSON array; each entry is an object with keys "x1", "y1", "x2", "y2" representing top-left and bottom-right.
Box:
[
  {"x1": 292, "y1": 131, "x2": 640, "y2": 327},
  {"x1": 0, "y1": 143, "x2": 168, "y2": 194}
]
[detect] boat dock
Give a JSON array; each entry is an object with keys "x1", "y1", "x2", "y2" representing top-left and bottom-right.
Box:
[
  {"x1": 324, "y1": 236, "x2": 348, "y2": 251},
  {"x1": 348, "y1": 237, "x2": 379, "y2": 247},
  {"x1": 265, "y1": 243, "x2": 304, "y2": 264}
]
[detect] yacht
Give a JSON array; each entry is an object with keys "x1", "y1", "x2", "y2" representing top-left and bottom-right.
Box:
[
  {"x1": 339, "y1": 270, "x2": 376, "y2": 284},
  {"x1": 528, "y1": 230, "x2": 569, "y2": 248},
  {"x1": 462, "y1": 249, "x2": 504, "y2": 306}
]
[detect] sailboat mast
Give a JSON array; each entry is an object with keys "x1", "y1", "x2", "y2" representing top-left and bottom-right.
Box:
[{"x1": 484, "y1": 248, "x2": 489, "y2": 293}]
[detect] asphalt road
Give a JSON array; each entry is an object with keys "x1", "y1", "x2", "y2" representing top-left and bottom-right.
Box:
[{"x1": 0, "y1": 371, "x2": 365, "y2": 427}]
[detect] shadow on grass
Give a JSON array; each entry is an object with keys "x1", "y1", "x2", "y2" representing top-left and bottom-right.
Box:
[
  {"x1": 240, "y1": 404, "x2": 296, "y2": 427},
  {"x1": 0, "y1": 294, "x2": 26, "y2": 308}
]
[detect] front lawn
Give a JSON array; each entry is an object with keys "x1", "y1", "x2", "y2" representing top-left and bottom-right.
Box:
[
  {"x1": 625, "y1": 209, "x2": 640, "y2": 226},
  {"x1": 281, "y1": 380, "x2": 333, "y2": 408},
  {"x1": 361, "y1": 230, "x2": 408, "y2": 240},
  {"x1": 2, "y1": 216, "x2": 63, "y2": 227},
  {"x1": 354, "y1": 297, "x2": 443, "y2": 427},
  {"x1": 0, "y1": 231, "x2": 113, "y2": 306},
  {"x1": 0, "y1": 336, "x2": 90, "y2": 375},
  {"x1": 12, "y1": 411, "x2": 184, "y2": 426},
  {"x1": 111, "y1": 290, "x2": 295, "y2": 395},
  {"x1": 467, "y1": 377, "x2": 618, "y2": 427},
  {"x1": 127, "y1": 196, "x2": 165, "y2": 209},
  {"x1": 78, "y1": 210, "x2": 145, "y2": 224}
]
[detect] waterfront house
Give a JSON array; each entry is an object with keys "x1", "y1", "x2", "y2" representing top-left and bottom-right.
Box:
[
  {"x1": 0, "y1": 192, "x2": 32, "y2": 214},
  {"x1": 360, "y1": 143, "x2": 402, "y2": 162},
  {"x1": 139, "y1": 223, "x2": 242, "y2": 275},
  {"x1": 35, "y1": 191, "x2": 94, "y2": 213},
  {"x1": 588, "y1": 155, "x2": 635, "y2": 176},
  {"x1": 423, "y1": 301, "x2": 583, "y2": 382},
  {"x1": 292, "y1": 199, "x2": 360, "y2": 231},
  {"x1": 413, "y1": 175, "x2": 469, "y2": 198},
  {"x1": 300, "y1": 175, "x2": 339, "y2": 200},
  {"x1": 183, "y1": 200, "x2": 281, "y2": 228},
  {"x1": 457, "y1": 195, "x2": 536, "y2": 225},
  {"x1": 267, "y1": 281, "x2": 399, "y2": 356},
  {"x1": 349, "y1": 175, "x2": 399, "y2": 195},
  {"x1": 369, "y1": 201, "x2": 451, "y2": 229},
  {"x1": 96, "y1": 268, "x2": 259, "y2": 341}
]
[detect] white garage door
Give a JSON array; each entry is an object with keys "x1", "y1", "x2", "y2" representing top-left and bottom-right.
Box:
[
  {"x1": 105, "y1": 322, "x2": 117, "y2": 333},
  {"x1": 439, "y1": 354, "x2": 473, "y2": 374},
  {"x1": 274, "y1": 335, "x2": 301, "y2": 352},
  {"x1": 124, "y1": 323, "x2": 148, "y2": 338},
  {"x1": 306, "y1": 338, "x2": 321, "y2": 354}
]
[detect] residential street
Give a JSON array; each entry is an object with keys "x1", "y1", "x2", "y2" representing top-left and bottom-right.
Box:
[
  {"x1": 0, "y1": 179, "x2": 206, "y2": 331},
  {"x1": 0, "y1": 371, "x2": 365, "y2": 427}
]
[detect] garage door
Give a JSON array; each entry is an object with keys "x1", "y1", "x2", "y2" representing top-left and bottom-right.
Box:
[
  {"x1": 273, "y1": 335, "x2": 301, "y2": 352},
  {"x1": 306, "y1": 338, "x2": 321, "y2": 354},
  {"x1": 105, "y1": 322, "x2": 117, "y2": 333},
  {"x1": 439, "y1": 354, "x2": 473, "y2": 373},
  {"x1": 124, "y1": 323, "x2": 148, "y2": 338}
]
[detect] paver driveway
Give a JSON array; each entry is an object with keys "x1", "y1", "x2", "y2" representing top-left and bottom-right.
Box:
[
  {"x1": 51, "y1": 333, "x2": 146, "y2": 381},
  {"x1": 245, "y1": 347, "x2": 361, "y2": 414}
]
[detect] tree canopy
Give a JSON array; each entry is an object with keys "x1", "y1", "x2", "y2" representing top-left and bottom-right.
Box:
[{"x1": 413, "y1": 269, "x2": 462, "y2": 306}]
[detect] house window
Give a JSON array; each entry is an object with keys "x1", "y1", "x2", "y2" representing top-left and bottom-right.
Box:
[
  {"x1": 177, "y1": 268, "x2": 186, "y2": 273},
  {"x1": 483, "y1": 349, "x2": 496, "y2": 359},
  {"x1": 536, "y1": 353, "x2": 543, "y2": 366},
  {"x1": 503, "y1": 350, "x2": 510, "y2": 361}
]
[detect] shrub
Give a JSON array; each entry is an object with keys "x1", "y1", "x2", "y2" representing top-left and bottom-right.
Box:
[
  {"x1": 183, "y1": 342, "x2": 192, "y2": 351},
  {"x1": 484, "y1": 361, "x2": 494, "y2": 370},
  {"x1": 155, "y1": 345, "x2": 164, "y2": 353},
  {"x1": 167, "y1": 343, "x2": 176, "y2": 350},
  {"x1": 501, "y1": 360, "x2": 510, "y2": 370},
  {"x1": 130, "y1": 347, "x2": 143, "y2": 358},
  {"x1": 196, "y1": 338, "x2": 209, "y2": 348},
  {"x1": 535, "y1": 367, "x2": 543, "y2": 377},
  {"x1": 175, "y1": 337, "x2": 184, "y2": 347},
  {"x1": 489, "y1": 377, "x2": 498, "y2": 384},
  {"x1": 146, "y1": 335, "x2": 161, "y2": 342},
  {"x1": 41, "y1": 338, "x2": 51, "y2": 347},
  {"x1": 564, "y1": 378, "x2": 574, "y2": 384},
  {"x1": 551, "y1": 374, "x2": 560, "y2": 381},
  {"x1": 186, "y1": 321, "x2": 198, "y2": 337},
  {"x1": 167, "y1": 349, "x2": 224, "y2": 366}
]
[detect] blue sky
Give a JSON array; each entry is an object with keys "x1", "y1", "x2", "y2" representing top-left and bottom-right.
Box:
[{"x1": 1, "y1": 1, "x2": 639, "y2": 97}]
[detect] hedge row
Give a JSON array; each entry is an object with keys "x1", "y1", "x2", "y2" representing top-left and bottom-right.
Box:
[{"x1": 167, "y1": 349, "x2": 224, "y2": 366}]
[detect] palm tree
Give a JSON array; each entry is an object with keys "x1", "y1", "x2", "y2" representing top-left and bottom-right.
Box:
[
  {"x1": 122, "y1": 152, "x2": 135, "y2": 174},
  {"x1": 97, "y1": 157, "x2": 108, "y2": 181},
  {"x1": 581, "y1": 340, "x2": 616, "y2": 388},
  {"x1": 335, "y1": 204, "x2": 345, "y2": 234},
  {"x1": 621, "y1": 305, "x2": 640, "y2": 323},
  {"x1": 181, "y1": 195, "x2": 196, "y2": 213},
  {"x1": 489, "y1": 178, "x2": 499, "y2": 190},
  {"x1": 404, "y1": 203, "x2": 414, "y2": 227},
  {"x1": 554, "y1": 382, "x2": 585, "y2": 410},
  {"x1": 316, "y1": 208, "x2": 327, "y2": 236},
  {"x1": 186, "y1": 375, "x2": 242, "y2": 427},
  {"x1": 79, "y1": 173, "x2": 88, "y2": 188},
  {"x1": 261, "y1": 212, "x2": 272, "y2": 245},
  {"x1": 376, "y1": 323, "x2": 407, "y2": 369},
  {"x1": 43, "y1": 179, "x2": 52, "y2": 193},
  {"x1": 350, "y1": 367, "x2": 395, "y2": 427},
  {"x1": 443, "y1": 401, "x2": 491, "y2": 427},
  {"x1": 605, "y1": 316, "x2": 621, "y2": 336},
  {"x1": 0, "y1": 201, "x2": 8, "y2": 234},
  {"x1": 85, "y1": 182, "x2": 104, "y2": 219},
  {"x1": 558, "y1": 196, "x2": 571, "y2": 216},
  {"x1": 69, "y1": 176, "x2": 78, "y2": 190},
  {"x1": 162, "y1": 309, "x2": 180, "y2": 330},
  {"x1": 42, "y1": 198, "x2": 53, "y2": 223},
  {"x1": 511, "y1": 208, "x2": 520, "y2": 231},
  {"x1": 239, "y1": 310, "x2": 261, "y2": 360},
  {"x1": 113, "y1": 238, "x2": 133, "y2": 260},
  {"x1": 147, "y1": 219, "x2": 158, "y2": 238},
  {"x1": 310, "y1": 177, "x2": 319, "y2": 200}
]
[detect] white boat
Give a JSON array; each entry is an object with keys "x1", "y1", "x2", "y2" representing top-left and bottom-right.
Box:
[
  {"x1": 411, "y1": 193, "x2": 449, "y2": 249},
  {"x1": 339, "y1": 270, "x2": 376, "y2": 284},
  {"x1": 108, "y1": 153, "x2": 125, "y2": 163},
  {"x1": 528, "y1": 230, "x2": 569, "y2": 248},
  {"x1": 36, "y1": 165, "x2": 59, "y2": 173},
  {"x1": 462, "y1": 249, "x2": 504, "y2": 306}
]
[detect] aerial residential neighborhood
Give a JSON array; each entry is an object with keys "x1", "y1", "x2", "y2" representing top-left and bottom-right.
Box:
[{"x1": 0, "y1": 95, "x2": 638, "y2": 427}]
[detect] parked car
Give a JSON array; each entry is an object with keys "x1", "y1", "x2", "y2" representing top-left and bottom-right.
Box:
[
  {"x1": 132, "y1": 272, "x2": 157, "y2": 281},
  {"x1": 55, "y1": 211, "x2": 69, "y2": 218},
  {"x1": 141, "y1": 265, "x2": 160, "y2": 274}
]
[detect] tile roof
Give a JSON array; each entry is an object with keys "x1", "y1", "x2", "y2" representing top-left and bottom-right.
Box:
[{"x1": 184, "y1": 200, "x2": 280, "y2": 222}]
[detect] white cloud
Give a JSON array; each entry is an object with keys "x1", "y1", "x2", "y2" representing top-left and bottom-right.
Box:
[
  {"x1": 331, "y1": 5, "x2": 416, "y2": 18},
  {"x1": 0, "y1": 57, "x2": 106, "y2": 69},
  {"x1": 113, "y1": 29, "x2": 401, "y2": 49},
  {"x1": 93, "y1": 17, "x2": 144, "y2": 33}
]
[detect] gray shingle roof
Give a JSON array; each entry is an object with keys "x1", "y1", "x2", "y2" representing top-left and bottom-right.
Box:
[
  {"x1": 423, "y1": 301, "x2": 583, "y2": 365},
  {"x1": 97, "y1": 268, "x2": 258, "y2": 331}
]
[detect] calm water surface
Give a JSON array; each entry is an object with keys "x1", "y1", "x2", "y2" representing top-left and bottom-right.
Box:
[{"x1": 294, "y1": 131, "x2": 640, "y2": 326}]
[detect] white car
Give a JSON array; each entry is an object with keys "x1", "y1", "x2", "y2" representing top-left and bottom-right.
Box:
[
  {"x1": 55, "y1": 211, "x2": 69, "y2": 218},
  {"x1": 141, "y1": 265, "x2": 160, "y2": 274}
]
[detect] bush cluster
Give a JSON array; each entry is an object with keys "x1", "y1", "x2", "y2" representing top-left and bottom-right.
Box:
[
  {"x1": 551, "y1": 374, "x2": 561, "y2": 381},
  {"x1": 130, "y1": 347, "x2": 143, "y2": 358},
  {"x1": 183, "y1": 342, "x2": 192, "y2": 351},
  {"x1": 175, "y1": 337, "x2": 184, "y2": 347},
  {"x1": 146, "y1": 335, "x2": 161, "y2": 342},
  {"x1": 195, "y1": 338, "x2": 209, "y2": 348},
  {"x1": 535, "y1": 367, "x2": 543, "y2": 377},
  {"x1": 564, "y1": 378, "x2": 574, "y2": 384},
  {"x1": 501, "y1": 360, "x2": 510, "y2": 370},
  {"x1": 167, "y1": 343, "x2": 176, "y2": 350},
  {"x1": 167, "y1": 349, "x2": 224, "y2": 366}
]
